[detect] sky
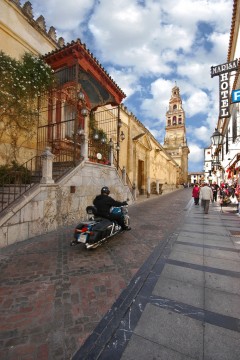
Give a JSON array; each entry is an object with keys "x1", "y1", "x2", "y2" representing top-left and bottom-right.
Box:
[{"x1": 26, "y1": 0, "x2": 233, "y2": 171}]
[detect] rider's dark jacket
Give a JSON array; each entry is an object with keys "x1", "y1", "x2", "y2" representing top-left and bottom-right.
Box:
[{"x1": 93, "y1": 194, "x2": 126, "y2": 217}]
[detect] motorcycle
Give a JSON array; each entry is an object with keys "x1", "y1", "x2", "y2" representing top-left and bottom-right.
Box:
[{"x1": 70, "y1": 205, "x2": 130, "y2": 249}]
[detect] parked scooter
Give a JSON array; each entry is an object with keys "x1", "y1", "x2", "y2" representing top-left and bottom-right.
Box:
[{"x1": 70, "y1": 204, "x2": 130, "y2": 249}]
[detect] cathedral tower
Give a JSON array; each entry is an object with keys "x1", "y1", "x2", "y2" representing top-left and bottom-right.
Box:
[{"x1": 163, "y1": 85, "x2": 190, "y2": 183}]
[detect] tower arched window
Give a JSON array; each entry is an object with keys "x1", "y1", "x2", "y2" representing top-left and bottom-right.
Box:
[
  {"x1": 173, "y1": 104, "x2": 177, "y2": 111},
  {"x1": 173, "y1": 116, "x2": 176, "y2": 125},
  {"x1": 168, "y1": 119, "x2": 171, "y2": 126},
  {"x1": 178, "y1": 117, "x2": 182, "y2": 124}
]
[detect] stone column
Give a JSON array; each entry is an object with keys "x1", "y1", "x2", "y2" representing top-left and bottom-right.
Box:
[
  {"x1": 81, "y1": 134, "x2": 88, "y2": 160},
  {"x1": 147, "y1": 177, "x2": 151, "y2": 198},
  {"x1": 109, "y1": 145, "x2": 114, "y2": 166},
  {"x1": 40, "y1": 147, "x2": 55, "y2": 184},
  {"x1": 82, "y1": 115, "x2": 89, "y2": 160}
]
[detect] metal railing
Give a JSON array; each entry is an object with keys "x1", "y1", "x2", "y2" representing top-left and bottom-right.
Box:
[{"x1": 0, "y1": 156, "x2": 42, "y2": 213}]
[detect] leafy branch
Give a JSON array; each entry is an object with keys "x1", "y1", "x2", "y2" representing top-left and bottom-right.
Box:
[{"x1": 0, "y1": 51, "x2": 56, "y2": 163}]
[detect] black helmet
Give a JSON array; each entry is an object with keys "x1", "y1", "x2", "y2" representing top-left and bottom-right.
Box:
[{"x1": 101, "y1": 186, "x2": 110, "y2": 195}]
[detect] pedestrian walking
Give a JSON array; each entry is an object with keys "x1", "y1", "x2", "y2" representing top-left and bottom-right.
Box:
[
  {"x1": 199, "y1": 183, "x2": 213, "y2": 214},
  {"x1": 235, "y1": 184, "x2": 240, "y2": 216},
  {"x1": 211, "y1": 181, "x2": 219, "y2": 202},
  {"x1": 192, "y1": 183, "x2": 200, "y2": 205}
]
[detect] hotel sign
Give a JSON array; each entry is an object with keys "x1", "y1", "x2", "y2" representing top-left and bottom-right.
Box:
[
  {"x1": 211, "y1": 59, "x2": 238, "y2": 118},
  {"x1": 211, "y1": 59, "x2": 238, "y2": 77}
]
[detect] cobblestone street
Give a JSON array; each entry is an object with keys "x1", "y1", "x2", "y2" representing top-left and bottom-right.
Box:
[{"x1": 0, "y1": 188, "x2": 190, "y2": 360}]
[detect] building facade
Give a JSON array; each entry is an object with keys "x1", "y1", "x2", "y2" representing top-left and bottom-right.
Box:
[
  {"x1": 0, "y1": 0, "x2": 181, "y2": 195},
  {"x1": 188, "y1": 172, "x2": 205, "y2": 185},
  {"x1": 0, "y1": 0, "x2": 185, "y2": 246},
  {"x1": 207, "y1": 0, "x2": 240, "y2": 186}
]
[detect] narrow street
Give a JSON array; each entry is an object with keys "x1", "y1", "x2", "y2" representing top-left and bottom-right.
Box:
[{"x1": 0, "y1": 188, "x2": 191, "y2": 360}]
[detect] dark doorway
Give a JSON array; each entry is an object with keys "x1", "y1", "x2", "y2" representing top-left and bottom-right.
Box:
[{"x1": 138, "y1": 160, "x2": 145, "y2": 194}]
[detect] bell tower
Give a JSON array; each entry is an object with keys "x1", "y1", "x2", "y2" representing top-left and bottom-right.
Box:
[{"x1": 163, "y1": 85, "x2": 190, "y2": 183}]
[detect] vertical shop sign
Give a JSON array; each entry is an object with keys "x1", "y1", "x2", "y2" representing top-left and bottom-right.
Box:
[
  {"x1": 211, "y1": 59, "x2": 238, "y2": 118},
  {"x1": 219, "y1": 72, "x2": 229, "y2": 118}
]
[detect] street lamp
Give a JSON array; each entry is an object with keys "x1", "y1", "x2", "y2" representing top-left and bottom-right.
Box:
[
  {"x1": 80, "y1": 107, "x2": 88, "y2": 117},
  {"x1": 211, "y1": 128, "x2": 223, "y2": 146},
  {"x1": 108, "y1": 130, "x2": 125, "y2": 167}
]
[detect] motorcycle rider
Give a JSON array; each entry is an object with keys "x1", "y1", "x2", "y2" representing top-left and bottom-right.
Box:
[{"x1": 93, "y1": 186, "x2": 131, "y2": 230}]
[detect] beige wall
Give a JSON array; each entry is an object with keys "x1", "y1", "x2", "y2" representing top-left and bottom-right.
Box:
[
  {"x1": 118, "y1": 106, "x2": 179, "y2": 193},
  {"x1": 0, "y1": 0, "x2": 58, "y2": 59},
  {"x1": 0, "y1": 0, "x2": 59, "y2": 164}
]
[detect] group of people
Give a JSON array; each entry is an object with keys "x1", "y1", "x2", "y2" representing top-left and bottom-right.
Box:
[
  {"x1": 192, "y1": 182, "x2": 213, "y2": 214},
  {"x1": 192, "y1": 181, "x2": 240, "y2": 215}
]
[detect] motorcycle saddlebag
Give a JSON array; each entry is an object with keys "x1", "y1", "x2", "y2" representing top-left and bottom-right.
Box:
[{"x1": 88, "y1": 219, "x2": 113, "y2": 243}]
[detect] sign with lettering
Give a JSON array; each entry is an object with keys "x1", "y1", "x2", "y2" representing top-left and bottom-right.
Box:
[
  {"x1": 211, "y1": 59, "x2": 238, "y2": 118},
  {"x1": 211, "y1": 59, "x2": 238, "y2": 78},
  {"x1": 232, "y1": 89, "x2": 240, "y2": 103},
  {"x1": 219, "y1": 72, "x2": 229, "y2": 118}
]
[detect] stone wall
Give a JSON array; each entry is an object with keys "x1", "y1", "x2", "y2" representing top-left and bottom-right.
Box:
[{"x1": 0, "y1": 162, "x2": 133, "y2": 248}]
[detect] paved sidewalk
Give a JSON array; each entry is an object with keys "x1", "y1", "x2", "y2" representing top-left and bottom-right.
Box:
[{"x1": 75, "y1": 199, "x2": 240, "y2": 359}]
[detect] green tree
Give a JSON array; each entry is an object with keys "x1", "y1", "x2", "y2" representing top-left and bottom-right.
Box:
[{"x1": 0, "y1": 51, "x2": 55, "y2": 163}]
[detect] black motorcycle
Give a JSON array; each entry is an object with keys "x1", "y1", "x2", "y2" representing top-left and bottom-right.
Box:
[{"x1": 70, "y1": 205, "x2": 130, "y2": 249}]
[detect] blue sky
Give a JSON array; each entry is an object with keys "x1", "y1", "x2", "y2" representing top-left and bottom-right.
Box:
[{"x1": 27, "y1": 0, "x2": 233, "y2": 171}]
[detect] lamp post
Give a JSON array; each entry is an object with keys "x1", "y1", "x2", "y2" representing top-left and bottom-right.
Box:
[
  {"x1": 211, "y1": 128, "x2": 223, "y2": 146},
  {"x1": 73, "y1": 87, "x2": 89, "y2": 165},
  {"x1": 108, "y1": 130, "x2": 125, "y2": 167}
]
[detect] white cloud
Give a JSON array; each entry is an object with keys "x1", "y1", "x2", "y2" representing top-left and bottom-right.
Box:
[
  {"x1": 140, "y1": 78, "x2": 173, "y2": 122},
  {"x1": 27, "y1": 0, "x2": 95, "y2": 39},
  {"x1": 188, "y1": 142, "x2": 204, "y2": 165},
  {"x1": 187, "y1": 126, "x2": 211, "y2": 144},
  {"x1": 108, "y1": 67, "x2": 141, "y2": 98},
  {"x1": 184, "y1": 91, "x2": 209, "y2": 117}
]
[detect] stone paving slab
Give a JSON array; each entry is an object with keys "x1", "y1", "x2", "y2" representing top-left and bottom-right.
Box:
[
  {"x1": 205, "y1": 272, "x2": 240, "y2": 295},
  {"x1": 173, "y1": 243, "x2": 204, "y2": 256},
  {"x1": 204, "y1": 248, "x2": 240, "y2": 261},
  {"x1": 152, "y1": 277, "x2": 204, "y2": 308},
  {"x1": 204, "y1": 256, "x2": 240, "y2": 272},
  {"x1": 204, "y1": 323, "x2": 240, "y2": 360},
  {"x1": 133, "y1": 304, "x2": 204, "y2": 359},
  {"x1": 160, "y1": 264, "x2": 205, "y2": 287},
  {"x1": 205, "y1": 287, "x2": 240, "y2": 319},
  {"x1": 121, "y1": 333, "x2": 194, "y2": 360},
  {"x1": 169, "y1": 249, "x2": 203, "y2": 265},
  {"x1": 177, "y1": 235, "x2": 204, "y2": 245}
]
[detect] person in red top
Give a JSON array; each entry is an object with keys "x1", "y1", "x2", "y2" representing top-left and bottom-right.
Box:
[{"x1": 192, "y1": 183, "x2": 200, "y2": 205}]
